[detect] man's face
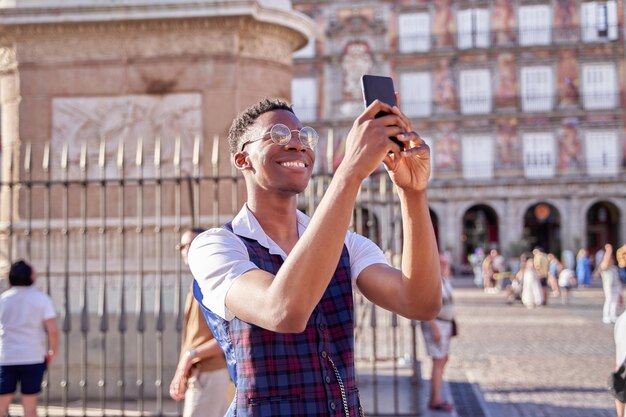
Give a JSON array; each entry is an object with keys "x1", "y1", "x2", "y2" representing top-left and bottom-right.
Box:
[
  {"x1": 178, "y1": 231, "x2": 198, "y2": 266},
  {"x1": 241, "y1": 109, "x2": 315, "y2": 195}
]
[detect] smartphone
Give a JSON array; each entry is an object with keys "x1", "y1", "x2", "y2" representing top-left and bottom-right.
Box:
[{"x1": 361, "y1": 74, "x2": 405, "y2": 151}]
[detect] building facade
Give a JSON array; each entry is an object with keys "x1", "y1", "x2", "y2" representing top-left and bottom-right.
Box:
[{"x1": 292, "y1": 0, "x2": 626, "y2": 268}]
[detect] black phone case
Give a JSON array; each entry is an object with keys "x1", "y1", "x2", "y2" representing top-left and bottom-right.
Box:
[{"x1": 361, "y1": 75, "x2": 405, "y2": 151}]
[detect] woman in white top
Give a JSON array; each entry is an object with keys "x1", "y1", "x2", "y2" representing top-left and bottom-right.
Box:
[
  {"x1": 0, "y1": 260, "x2": 58, "y2": 417},
  {"x1": 600, "y1": 244, "x2": 622, "y2": 324},
  {"x1": 521, "y1": 254, "x2": 543, "y2": 308},
  {"x1": 420, "y1": 252, "x2": 455, "y2": 412}
]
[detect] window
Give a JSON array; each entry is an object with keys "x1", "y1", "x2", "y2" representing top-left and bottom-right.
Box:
[
  {"x1": 520, "y1": 66, "x2": 554, "y2": 112},
  {"x1": 399, "y1": 72, "x2": 432, "y2": 117},
  {"x1": 462, "y1": 135, "x2": 493, "y2": 179},
  {"x1": 457, "y1": 8, "x2": 490, "y2": 49},
  {"x1": 398, "y1": 12, "x2": 431, "y2": 52},
  {"x1": 459, "y1": 69, "x2": 492, "y2": 114},
  {"x1": 582, "y1": 63, "x2": 617, "y2": 109},
  {"x1": 585, "y1": 130, "x2": 619, "y2": 175},
  {"x1": 523, "y1": 132, "x2": 556, "y2": 178},
  {"x1": 291, "y1": 78, "x2": 317, "y2": 122},
  {"x1": 519, "y1": 5, "x2": 551, "y2": 46},
  {"x1": 581, "y1": 1, "x2": 618, "y2": 41},
  {"x1": 293, "y1": 37, "x2": 316, "y2": 59}
]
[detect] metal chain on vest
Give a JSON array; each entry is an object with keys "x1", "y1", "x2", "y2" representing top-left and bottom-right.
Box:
[{"x1": 328, "y1": 355, "x2": 350, "y2": 417}]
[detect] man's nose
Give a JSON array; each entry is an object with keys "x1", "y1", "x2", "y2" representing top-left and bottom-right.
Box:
[{"x1": 284, "y1": 133, "x2": 306, "y2": 151}]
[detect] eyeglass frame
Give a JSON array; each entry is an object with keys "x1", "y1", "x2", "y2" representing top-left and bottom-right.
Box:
[{"x1": 239, "y1": 123, "x2": 319, "y2": 152}]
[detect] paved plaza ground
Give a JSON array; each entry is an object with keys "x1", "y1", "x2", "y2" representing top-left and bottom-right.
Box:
[{"x1": 440, "y1": 276, "x2": 620, "y2": 417}]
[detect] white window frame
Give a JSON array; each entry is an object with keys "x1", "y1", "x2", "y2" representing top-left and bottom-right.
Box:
[
  {"x1": 581, "y1": 1, "x2": 618, "y2": 42},
  {"x1": 520, "y1": 66, "x2": 554, "y2": 112},
  {"x1": 519, "y1": 5, "x2": 552, "y2": 46},
  {"x1": 584, "y1": 130, "x2": 619, "y2": 175},
  {"x1": 399, "y1": 72, "x2": 432, "y2": 117},
  {"x1": 291, "y1": 77, "x2": 317, "y2": 122},
  {"x1": 459, "y1": 69, "x2": 492, "y2": 114},
  {"x1": 523, "y1": 132, "x2": 556, "y2": 178},
  {"x1": 462, "y1": 134, "x2": 494, "y2": 179},
  {"x1": 581, "y1": 63, "x2": 617, "y2": 110},
  {"x1": 457, "y1": 8, "x2": 490, "y2": 49},
  {"x1": 398, "y1": 12, "x2": 431, "y2": 53}
]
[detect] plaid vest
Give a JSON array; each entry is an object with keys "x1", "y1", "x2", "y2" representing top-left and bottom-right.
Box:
[{"x1": 194, "y1": 222, "x2": 361, "y2": 416}]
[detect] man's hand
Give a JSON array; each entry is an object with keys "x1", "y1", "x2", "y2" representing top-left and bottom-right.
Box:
[
  {"x1": 382, "y1": 93, "x2": 431, "y2": 192},
  {"x1": 340, "y1": 99, "x2": 411, "y2": 181},
  {"x1": 169, "y1": 357, "x2": 192, "y2": 401}
]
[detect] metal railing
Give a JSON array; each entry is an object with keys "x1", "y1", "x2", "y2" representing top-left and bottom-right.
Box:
[{"x1": 0, "y1": 135, "x2": 420, "y2": 416}]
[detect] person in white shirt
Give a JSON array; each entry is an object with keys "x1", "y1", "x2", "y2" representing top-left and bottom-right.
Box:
[{"x1": 0, "y1": 260, "x2": 58, "y2": 417}]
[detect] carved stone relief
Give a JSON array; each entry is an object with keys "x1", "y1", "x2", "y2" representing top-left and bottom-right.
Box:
[{"x1": 51, "y1": 93, "x2": 202, "y2": 179}]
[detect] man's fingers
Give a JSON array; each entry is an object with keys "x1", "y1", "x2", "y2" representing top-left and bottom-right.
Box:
[{"x1": 358, "y1": 99, "x2": 394, "y2": 123}]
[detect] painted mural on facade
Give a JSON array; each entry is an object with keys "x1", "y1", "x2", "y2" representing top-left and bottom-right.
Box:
[
  {"x1": 433, "y1": 58, "x2": 458, "y2": 112},
  {"x1": 495, "y1": 119, "x2": 520, "y2": 169},
  {"x1": 433, "y1": 0, "x2": 455, "y2": 48},
  {"x1": 558, "y1": 118, "x2": 583, "y2": 170},
  {"x1": 494, "y1": 53, "x2": 517, "y2": 108},
  {"x1": 557, "y1": 50, "x2": 580, "y2": 107},
  {"x1": 492, "y1": 0, "x2": 516, "y2": 45},
  {"x1": 554, "y1": 0, "x2": 579, "y2": 41},
  {"x1": 434, "y1": 123, "x2": 460, "y2": 172}
]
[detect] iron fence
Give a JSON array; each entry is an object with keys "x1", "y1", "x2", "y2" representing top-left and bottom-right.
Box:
[{"x1": 0, "y1": 135, "x2": 421, "y2": 416}]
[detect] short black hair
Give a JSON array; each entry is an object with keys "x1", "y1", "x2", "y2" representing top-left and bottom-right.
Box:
[
  {"x1": 227, "y1": 98, "x2": 294, "y2": 154},
  {"x1": 9, "y1": 260, "x2": 33, "y2": 287},
  {"x1": 187, "y1": 227, "x2": 205, "y2": 235}
]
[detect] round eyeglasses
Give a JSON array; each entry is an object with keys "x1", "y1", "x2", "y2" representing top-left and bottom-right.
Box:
[{"x1": 240, "y1": 123, "x2": 319, "y2": 152}]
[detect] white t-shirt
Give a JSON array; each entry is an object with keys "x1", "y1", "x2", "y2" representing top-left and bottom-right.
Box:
[
  {"x1": 188, "y1": 205, "x2": 389, "y2": 321},
  {"x1": 615, "y1": 312, "x2": 626, "y2": 367},
  {"x1": 0, "y1": 286, "x2": 56, "y2": 365}
]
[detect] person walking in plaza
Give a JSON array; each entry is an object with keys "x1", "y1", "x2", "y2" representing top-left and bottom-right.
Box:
[
  {"x1": 576, "y1": 248, "x2": 592, "y2": 288},
  {"x1": 188, "y1": 97, "x2": 441, "y2": 415},
  {"x1": 613, "y1": 311, "x2": 626, "y2": 417},
  {"x1": 600, "y1": 243, "x2": 622, "y2": 324},
  {"x1": 533, "y1": 247, "x2": 550, "y2": 305},
  {"x1": 0, "y1": 260, "x2": 58, "y2": 417},
  {"x1": 521, "y1": 253, "x2": 543, "y2": 308},
  {"x1": 169, "y1": 228, "x2": 231, "y2": 417},
  {"x1": 617, "y1": 243, "x2": 626, "y2": 285},
  {"x1": 421, "y1": 252, "x2": 456, "y2": 412}
]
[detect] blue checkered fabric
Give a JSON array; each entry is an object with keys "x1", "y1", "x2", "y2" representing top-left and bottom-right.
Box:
[{"x1": 194, "y1": 222, "x2": 361, "y2": 416}]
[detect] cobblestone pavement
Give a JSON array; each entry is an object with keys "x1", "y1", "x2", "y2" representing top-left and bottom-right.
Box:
[{"x1": 446, "y1": 277, "x2": 620, "y2": 417}]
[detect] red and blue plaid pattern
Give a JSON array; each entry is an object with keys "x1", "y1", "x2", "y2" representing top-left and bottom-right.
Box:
[{"x1": 194, "y1": 222, "x2": 362, "y2": 416}]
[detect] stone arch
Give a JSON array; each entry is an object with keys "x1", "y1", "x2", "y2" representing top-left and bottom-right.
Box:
[
  {"x1": 461, "y1": 204, "x2": 499, "y2": 264},
  {"x1": 522, "y1": 201, "x2": 562, "y2": 255},
  {"x1": 585, "y1": 200, "x2": 621, "y2": 254}
]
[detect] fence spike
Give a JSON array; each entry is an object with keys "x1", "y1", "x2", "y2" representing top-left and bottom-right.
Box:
[
  {"x1": 174, "y1": 136, "x2": 181, "y2": 167},
  {"x1": 24, "y1": 142, "x2": 31, "y2": 173},
  {"x1": 154, "y1": 136, "x2": 161, "y2": 168},
  {"x1": 135, "y1": 137, "x2": 143, "y2": 167},
  {"x1": 117, "y1": 140, "x2": 124, "y2": 170},
  {"x1": 99, "y1": 137, "x2": 106, "y2": 169},
  {"x1": 80, "y1": 142, "x2": 87, "y2": 172},
  {"x1": 326, "y1": 128, "x2": 334, "y2": 174},
  {"x1": 61, "y1": 142, "x2": 68, "y2": 171},
  {"x1": 42, "y1": 142, "x2": 50, "y2": 172},
  {"x1": 211, "y1": 134, "x2": 219, "y2": 176},
  {"x1": 193, "y1": 135, "x2": 200, "y2": 167}
]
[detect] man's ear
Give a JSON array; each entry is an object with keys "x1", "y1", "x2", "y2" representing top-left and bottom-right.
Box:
[{"x1": 233, "y1": 151, "x2": 250, "y2": 171}]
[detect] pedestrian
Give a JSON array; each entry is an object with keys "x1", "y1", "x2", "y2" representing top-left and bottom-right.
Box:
[
  {"x1": 468, "y1": 247, "x2": 485, "y2": 288},
  {"x1": 169, "y1": 228, "x2": 232, "y2": 417},
  {"x1": 420, "y1": 252, "x2": 456, "y2": 412},
  {"x1": 576, "y1": 249, "x2": 591, "y2": 288},
  {"x1": 600, "y1": 244, "x2": 622, "y2": 324},
  {"x1": 614, "y1": 311, "x2": 626, "y2": 417},
  {"x1": 557, "y1": 267, "x2": 575, "y2": 305},
  {"x1": 533, "y1": 247, "x2": 550, "y2": 305},
  {"x1": 0, "y1": 260, "x2": 59, "y2": 417},
  {"x1": 617, "y1": 243, "x2": 626, "y2": 284},
  {"x1": 521, "y1": 254, "x2": 543, "y2": 308},
  {"x1": 189, "y1": 97, "x2": 442, "y2": 415}
]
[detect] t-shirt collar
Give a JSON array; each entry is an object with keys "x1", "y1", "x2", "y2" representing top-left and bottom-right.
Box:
[{"x1": 231, "y1": 204, "x2": 310, "y2": 259}]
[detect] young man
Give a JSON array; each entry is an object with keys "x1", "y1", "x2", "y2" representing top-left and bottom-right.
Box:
[
  {"x1": 189, "y1": 97, "x2": 441, "y2": 416},
  {"x1": 169, "y1": 229, "x2": 231, "y2": 417}
]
